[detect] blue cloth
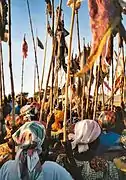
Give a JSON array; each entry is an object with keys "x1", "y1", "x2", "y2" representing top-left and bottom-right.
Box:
[
  {"x1": 0, "y1": 160, "x2": 73, "y2": 180},
  {"x1": 96, "y1": 132, "x2": 121, "y2": 155},
  {"x1": 100, "y1": 132, "x2": 120, "y2": 147},
  {"x1": 15, "y1": 105, "x2": 20, "y2": 115}
]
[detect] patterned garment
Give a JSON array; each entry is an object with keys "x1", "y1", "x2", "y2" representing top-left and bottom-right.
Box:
[
  {"x1": 98, "y1": 111, "x2": 116, "y2": 130},
  {"x1": 12, "y1": 121, "x2": 46, "y2": 180},
  {"x1": 76, "y1": 0, "x2": 121, "y2": 76},
  {"x1": 0, "y1": 143, "x2": 12, "y2": 167},
  {"x1": 56, "y1": 154, "x2": 119, "y2": 180}
]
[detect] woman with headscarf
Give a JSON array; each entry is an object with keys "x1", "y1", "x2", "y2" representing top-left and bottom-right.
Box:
[
  {"x1": 97, "y1": 111, "x2": 122, "y2": 155},
  {"x1": 56, "y1": 119, "x2": 120, "y2": 180},
  {"x1": 0, "y1": 121, "x2": 73, "y2": 180}
]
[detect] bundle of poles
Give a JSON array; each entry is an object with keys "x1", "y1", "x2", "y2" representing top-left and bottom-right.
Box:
[{"x1": 0, "y1": 0, "x2": 126, "y2": 149}]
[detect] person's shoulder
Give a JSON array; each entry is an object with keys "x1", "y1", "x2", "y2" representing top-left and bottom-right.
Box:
[
  {"x1": 1, "y1": 160, "x2": 15, "y2": 168},
  {"x1": 43, "y1": 161, "x2": 64, "y2": 169},
  {"x1": 43, "y1": 161, "x2": 73, "y2": 179},
  {"x1": 0, "y1": 160, "x2": 16, "y2": 179}
]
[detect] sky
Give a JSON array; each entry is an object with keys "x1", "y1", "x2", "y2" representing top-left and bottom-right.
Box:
[{"x1": 2, "y1": 0, "x2": 126, "y2": 97}]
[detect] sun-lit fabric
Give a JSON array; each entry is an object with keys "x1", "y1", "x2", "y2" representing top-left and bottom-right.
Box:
[
  {"x1": 67, "y1": 0, "x2": 82, "y2": 10},
  {"x1": 71, "y1": 119, "x2": 101, "y2": 153},
  {"x1": 76, "y1": 0, "x2": 121, "y2": 76},
  {"x1": 101, "y1": 35, "x2": 112, "y2": 73},
  {"x1": 52, "y1": 110, "x2": 64, "y2": 131}
]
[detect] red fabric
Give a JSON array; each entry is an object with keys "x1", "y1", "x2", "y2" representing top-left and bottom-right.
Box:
[{"x1": 22, "y1": 36, "x2": 28, "y2": 58}]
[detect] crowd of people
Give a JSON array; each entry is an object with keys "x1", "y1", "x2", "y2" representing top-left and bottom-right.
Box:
[{"x1": 0, "y1": 94, "x2": 126, "y2": 180}]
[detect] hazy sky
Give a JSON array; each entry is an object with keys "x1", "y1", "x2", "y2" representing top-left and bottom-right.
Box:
[{"x1": 2, "y1": 0, "x2": 126, "y2": 96}]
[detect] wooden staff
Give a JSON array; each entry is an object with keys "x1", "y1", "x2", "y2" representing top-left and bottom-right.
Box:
[
  {"x1": 50, "y1": 0, "x2": 55, "y2": 113},
  {"x1": 86, "y1": 66, "x2": 93, "y2": 118},
  {"x1": 121, "y1": 43, "x2": 125, "y2": 102},
  {"x1": 63, "y1": 1, "x2": 76, "y2": 142},
  {"x1": 93, "y1": 59, "x2": 100, "y2": 120},
  {"x1": 21, "y1": 56, "x2": 24, "y2": 106},
  {"x1": 26, "y1": 0, "x2": 41, "y2": 99},
  {"x1": 81, "y1": 38, "x2": 86, "y2": 120},
  {"x1": 41, "y1": 10, "x2": 49, "y2": 90},
  {"x1": 76, "y1": 10, "x2": 81, "y2": 54},
  {"x1": 0, "y1": 39, "x2": 3, "y2": 137},
  {"x1": 76, "y1": 10, "x2": 81, "y2": 119},
  {"x1": 0, "y1": 42, "x2": 5, "y2": 100},
  {"x1": 102, "y1": 82, "x2": 105, "y2": 110},
  {"x1": 75, "y1": 10, "x2": 81, "y2": 116},
  {"x1": 8, "y1": 0, "x2": 15, "y2": 127},
  {"x1": 34, "y1": 63, "x2": 36, "y2": 98},
  {"x1": 39, "y1": 0, "x2": 63, "y2": 122},
  {"x1": 8, "y1": 0, "x2": 15, "y2": 159},
  {"x1": 110, "y1": 35, "x2": 114, "y2": 110}
]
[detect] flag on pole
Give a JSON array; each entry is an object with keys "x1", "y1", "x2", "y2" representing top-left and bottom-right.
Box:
[
  {"x1": 37, "y1": 37, "x2": 44, "y2": 50},
  {"x1": 22, "y1": 35, "x2": 28, "y2": 59},
  {"x1": 76, "y1": 0, "x2": 121, "y2": 77}
]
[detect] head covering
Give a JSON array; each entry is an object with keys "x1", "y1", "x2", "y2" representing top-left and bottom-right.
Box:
[
  {"x1": 98, "y1": 111, "x2": 116, "y2": 130},
  {"x1": 71, "y1": 120, "x2": 101, "y2": 153},
  {"x1": 12, "y1": 121, "x2": 46, "y2": 180}
]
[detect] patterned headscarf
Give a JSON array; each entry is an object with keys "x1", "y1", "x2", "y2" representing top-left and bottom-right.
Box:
[
  {"x1": 70, "y1": 120, "x2": 101, "y2": 153},
  {"x1": 12, "y1": 121, "x2": 46, "y2": 180},
  {"x1": 98, "y1": 111, "x2": 116, "y2": 130}
]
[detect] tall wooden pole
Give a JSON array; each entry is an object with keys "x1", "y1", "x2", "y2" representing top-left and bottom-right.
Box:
[
  {"x1": 93, "y1": 60, "x2": 100, "y2": 120},
  {"x1": 121, "y1": 43, "x2": 125, "y2": 102},
  {"x1": 63, "y1": 1, "x2": 76, "y2": 142},
  {"x1": 8, "y1": 0, "x2": 15, "y2": 160},
  {"x1": 81, "y1": 38, "x2": 86, "y2": 120},
  {"x1": 34, "y1": 63, "x2": 36, "y2": 98},
  {"x1": 26, "y1": 0, "x2": 41, "y2": 99},
  {"x1": 50, "y1": 0, "x2": 55, "y2": 113},
  {"x1": 0, "y1": 39, "x2": 3, "y2": 137},
  {"x1": 76, "y1": 10, "x2": 81, "y2": 119},
  {"x1": 111, "y1": 36, "x2": 114, "y2": 110},
  {"x1": 102, "y1": 82, "x2": 105, "y2": 110},
  {"x1": 76, "y1": 10, "x2": 81, "y2": 54},
  {"x1": 0, "y1": 42, "x2": 5, "y2": 100},
  {"x1": 8, "y1": 0, "x2": 15, "y2": 127},
  {"x1": 41, "y1": 11, "x2": 48, "y2": 90},
  {"x1": 21, "y1": 57, "x2": 24, "y2": 106},
  {"x1": 86, "y1": 66, "x2": 93, "y2": 118},
  {"x1": 39, "y1": 0, "x2": 62, "y2": 122}
]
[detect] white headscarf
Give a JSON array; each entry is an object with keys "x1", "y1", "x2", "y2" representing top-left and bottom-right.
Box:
[{"x1": 70, "y1": 119, "x2": 101, "y2": 153}]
